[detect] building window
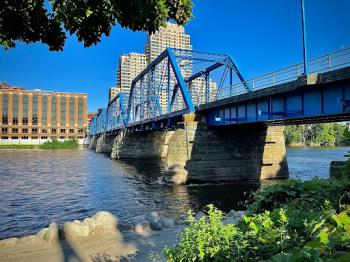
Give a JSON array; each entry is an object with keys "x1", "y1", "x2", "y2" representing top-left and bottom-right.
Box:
[
  {"x1": 52, "y1": 96, "x2": 57, "y2": 125},
  {"x1": 32, "y1": 128, "x2": 38, "y2": 134},
  {"x1": 1, "y1": 136, "x2": 8, "y2": 139},
  {"x1": 11, "y1": 136, "x2": 18, "y2": 139},
  {"x1": 22, "y1": 95, "x2": 28, "y2": 124},
  {"x1": 32, "y1": 95, "x2": 38, "y2": 124},
  {"x1": 22, "y1": 117, "x2": 28, "y2": 125},
  {"x1": 78, "y1": 136, "x2": 84, "y2": 139},
  {"x1": 1, "y1": 128, "x2": 8, "y2": 134},
  {"x1": 78, "y1": 97, "x2": 83, "y2": 125},
  {"x1": 12, "y1": 128, "x2": 18, "y2": 134},
  {"x1": 42, "y1": 129, "x2": 47, "y2": 134},
  {"x1": 78, "y1": 128, "x2": 84, "y2": 134},
  {"x1": 61, "y1": 98, "x2": 66, "y2": 125},
  {"x1": 22, "y1": 128, "x2": 28, "y2": 133},
  {"x1": 32, "y1": 136, "x2": 38, "y2": 139},
  {"x1": 42, "y1": 96, "x2": 48, "y2": 125},
  {"x1": 51, "y1": 128, "x2": 57, "y2": 134},
  {"x1": 2, "y1": 94, "x2": 8, "y2": 124},
  {"x1": 59, "y1": 136, "x2": 65, "y2": 139},
  {"x1": 41, "y1": 136, "x2": 48, "y2": 139},
  {"x1": 2, "y1": 116, "x2": 8, "y2": 125},
  {"x1": 60, "y1": 129, "x2": 66, "y2": 133},
  {"x1": 51, "y1": 136, "x2": 57, "y2": 140},
  {"x1": 32, "y1": 115, "x2": 38, "y2": 125},
  {"x1": 12, "y1": 94, "x2": 18, "y2": 124},
  {"x1": 22, "y1": 136, "x2": 28, "y2": 140},
  {"x1": 69, "y1": 129, "x2": 74, "y2": 134},
  {"x1": 69, "y1": 97, "x2": 75, "y2": 125}
]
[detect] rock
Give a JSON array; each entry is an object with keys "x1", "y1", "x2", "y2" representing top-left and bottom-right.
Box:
[
  {"x1": 36, "y1": 222, "x2": 59, "y2": 243},
  {"x1": 222, "y1": 217, "x2": 240, "y2": 225},
  {"x1": 224, "y1": 210, "x2": 246, "y2": 224},
  {"x1": 64, "y1": 211, "x2": 118, "y2": 240},
  {"x1": 146, "y1": 212, "x2": 162, "y2": 231},
  {"x1": 17, "y1": 235, "x2": 38, "y2": 246},
  {"x1": 132, "y1": 215, "x2": 146, "y2": 224},
  {"x1": 91, "y1": 211, "x2": 118, "y2": 230},
  {"x1": 160, "y1": 217, "x2": 174, "y2": 228},
  {"x1": 0, "y1": 237, "x2": 18, "y2": 248},
  {"x1": 195, "y1": 211, "x2": 206, "y2": 220},
  {"x1": 63, "y1": 220, "x2": 90, "y2": 240},
  {"x1": 134, "y1": 221, "x2": 152, "y2": 236}
]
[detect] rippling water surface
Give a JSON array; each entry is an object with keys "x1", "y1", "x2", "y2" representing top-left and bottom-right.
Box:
[{"x1": 0, "y1": 147, "x2": 349, "y2": 239}]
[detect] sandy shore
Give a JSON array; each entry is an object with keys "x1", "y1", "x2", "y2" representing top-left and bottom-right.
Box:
[{"x1": 0, "y1": 225, "x2": 184, "y2": 262}]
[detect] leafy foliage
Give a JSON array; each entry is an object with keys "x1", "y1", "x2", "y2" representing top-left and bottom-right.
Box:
[
  {"x1": 284, "y1": 123, "x2": 348, "y2": 146},
  {"x1": 164, "y1": 177, "x2": 350, "y2": 261},
  {"x1": 39, "y1": 138, "x2": 79, "y2": 149},
  {"x1": 247, "y1": 178, "x2": 350, "y2": 214},
  {"x1": 164, "y1": 204, "x2": 350, "y2": 261},
  {"x1": 0, "y1": 0, "x2": 193, "y2": 51}
]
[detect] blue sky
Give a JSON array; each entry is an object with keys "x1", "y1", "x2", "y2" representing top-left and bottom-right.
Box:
[{"x1": 1, "y1": 0, "x2": 349, "y2": 112}]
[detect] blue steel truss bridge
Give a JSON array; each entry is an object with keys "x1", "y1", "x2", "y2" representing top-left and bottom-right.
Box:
[{"x1": 89, "y1": 47, "x2": 350, "y2": 136}]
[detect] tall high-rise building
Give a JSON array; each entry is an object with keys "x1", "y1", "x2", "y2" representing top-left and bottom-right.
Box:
[
  {"x1": 109, "y1": 87, "x2": 118, "y2": 101},
  {"x1": 116, "y1": 53, "x2": 147, "y2": 94},
  {"x1": 145, "y1": 22, "x2": 192, "y2": 64}
]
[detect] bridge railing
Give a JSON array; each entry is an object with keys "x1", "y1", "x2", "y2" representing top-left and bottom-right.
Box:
[{"x1": 213, "y1": 47, "x2": 350, "y2": 102}]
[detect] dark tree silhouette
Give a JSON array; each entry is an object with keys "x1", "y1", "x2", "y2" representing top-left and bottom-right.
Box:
[{"x1": 0, "y1": 0, "x2": 193, "y2": 51}]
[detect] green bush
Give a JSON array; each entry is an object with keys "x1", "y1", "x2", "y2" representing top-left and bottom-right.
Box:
[
  {"x1": 39, "y1": 138, "x2": 79, "y2": 149},
  {"x1": 164, "y1": 205, "x2": 350, "y2": 261},
  {"x1": 247, "y1": 178, "x2": 350, "y2": 214}
]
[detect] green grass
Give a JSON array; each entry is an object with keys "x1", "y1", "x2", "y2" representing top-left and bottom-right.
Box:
[
  {"x1": 0, "y1": 144, "x2": 37, "y2": 149},
  {"x1": 38, "y1": 139, "x2": 79, "y2": 149}
]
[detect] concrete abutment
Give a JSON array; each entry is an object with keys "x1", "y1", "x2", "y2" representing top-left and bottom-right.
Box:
[{"x1": 89, "y1": 115, "x2": 288, "y2": 184}]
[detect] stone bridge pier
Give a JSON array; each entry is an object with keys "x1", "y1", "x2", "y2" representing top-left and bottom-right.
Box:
[{"x1": 88, "y1": 114, "x2": 288, "y2": 184}]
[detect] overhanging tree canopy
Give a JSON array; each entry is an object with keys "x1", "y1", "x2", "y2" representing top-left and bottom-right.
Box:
[{"x1": 0, "y1": 0, "x2": 193, "y2": 51}]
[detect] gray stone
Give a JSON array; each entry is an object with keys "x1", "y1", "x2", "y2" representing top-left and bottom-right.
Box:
[
  {"x1": 134, "y1": 221, "x2": 152, "y2": 235},
  {"x1": 146, "y1": 212, "x2": 162, "y2": 231},
  {"x1": 160, "y1": 217, "x2": 174, "y2": 228},
  {"x1": 195, "y1": 211, "x2": 206, "y2": 220}
]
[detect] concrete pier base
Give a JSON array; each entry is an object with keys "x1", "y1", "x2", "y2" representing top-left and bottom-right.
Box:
[
  {"x1": 90, "y1": 114, "x2": 288, "y2": 185},
  {"x1": 95, "y1": 134, "x2": 114, "y2": 153},
  {"x1": 88, "y1": 135, "x2": 98, "y2": 151}
]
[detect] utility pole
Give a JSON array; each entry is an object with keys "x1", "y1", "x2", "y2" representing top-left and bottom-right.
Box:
[{"x1": 301, "y1": 0, "x2": 308, "y2": 75}]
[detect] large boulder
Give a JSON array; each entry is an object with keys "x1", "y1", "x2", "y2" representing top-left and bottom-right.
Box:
[
  {"x1": 146, "y1": 212, "x2": 162, "y2": 231},
  {"x1": 223, "y1": 210, "x2": 246, "y2": 225},
  {"x1": 63, "y1": 220, "x2": 90, "y2": 240},
  {"x1": 160, "y1": 217, "x2": 175, "y2": 228},
  {"x1": 0, "y1": 237, "x2": 19, "y2": 248},
  {"x1": 36, "y1": 222, "x2": 59, "y2": 243},
  {"x1": 63, "y1": 211, "x2": 118, "y2": 240},
  {"x1": 195, "y1": 211, "x2": 206, "y2": 220},
  {"x1": 134, "y1": 221, "x2": 152, "y2": 236}
]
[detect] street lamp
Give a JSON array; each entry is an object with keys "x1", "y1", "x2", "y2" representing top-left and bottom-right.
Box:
[{"x1": 301, "y1": 0, "x2": 308, "y2": 75}]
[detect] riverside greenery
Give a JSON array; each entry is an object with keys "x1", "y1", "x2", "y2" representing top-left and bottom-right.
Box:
[
  {"x1": 284, "y1": 123, "x2": 350, "y2": 146},
  {"x1": 163, "y1": 168, "x2": 350, "y2": 260},
  {"x1": 39, "y1": 139, "x2": 79, "y2": 149}
]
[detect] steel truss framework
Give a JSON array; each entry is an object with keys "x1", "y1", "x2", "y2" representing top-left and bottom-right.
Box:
[
  {"x1": 89, "y1": 48, "x2": 246, "y2": 135},
  {"x1": 89, "y1": 47, "x2": 350, "y2": 135}
]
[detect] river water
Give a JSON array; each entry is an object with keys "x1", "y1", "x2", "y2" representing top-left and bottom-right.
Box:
[{"x1": 0, "y1": 147, "x2": 349, "y2": 239}]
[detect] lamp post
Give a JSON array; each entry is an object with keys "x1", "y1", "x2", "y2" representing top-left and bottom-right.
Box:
[{"x1": 301, "y1": 0, "x2": 308, "y2": 75}]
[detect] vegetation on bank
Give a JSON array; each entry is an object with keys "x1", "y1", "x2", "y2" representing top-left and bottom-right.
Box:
[
  {"x1": 163, "y1": 161, "x2": 350, "y2": 261},
  {"x1": 284, "y1": 123, "x2": 350, "y2": 146},
  {"x1": 0, "y1": 144, "x2": 36, "y2": 149},
  {"x1": 0, "y1": 139, "x2": 79, "y2": 149},
  {"x1": 38, "y1": 139, "x2": 79, "y2": 149}
]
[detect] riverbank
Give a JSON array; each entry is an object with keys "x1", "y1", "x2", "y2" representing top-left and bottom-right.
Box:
[{"x1": 0, "y1": 140, "x2": 80, "y2": 149}]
